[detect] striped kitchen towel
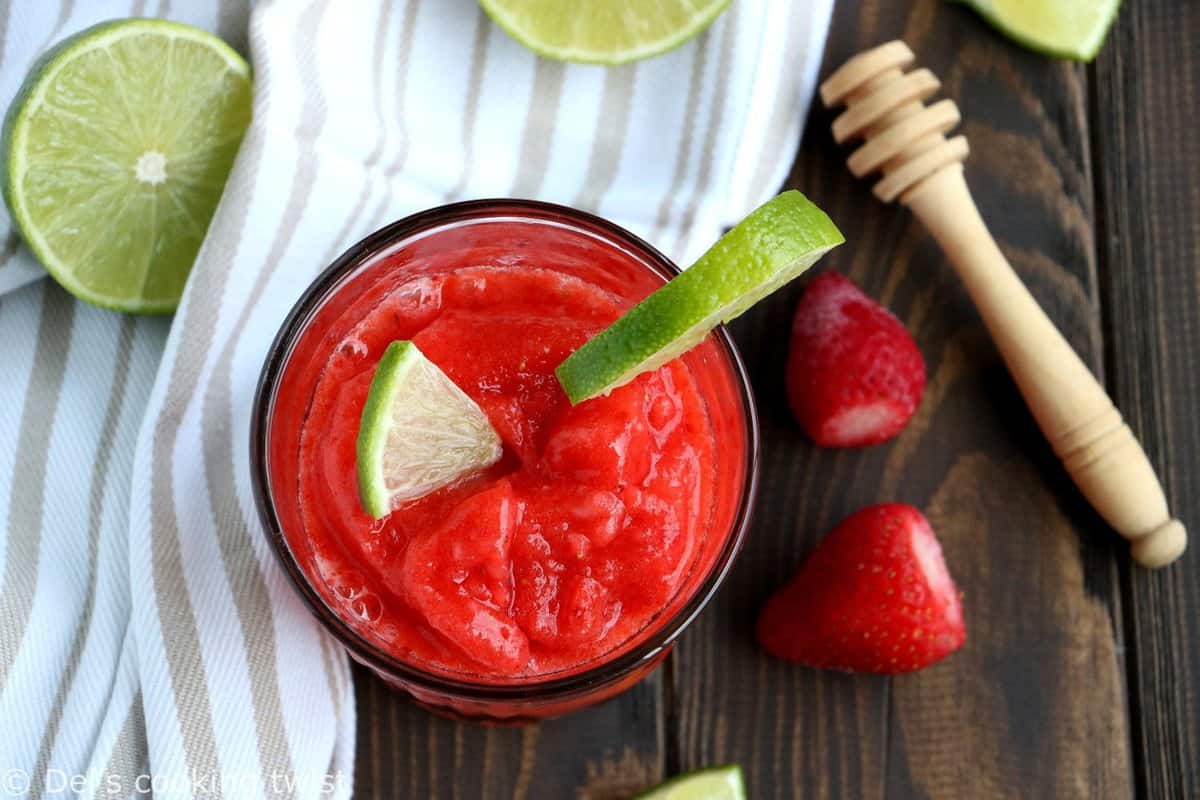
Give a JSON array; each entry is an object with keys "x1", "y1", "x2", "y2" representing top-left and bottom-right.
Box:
[{"x1": 0, "y1": 0, "x2": 833, "y2": 797}]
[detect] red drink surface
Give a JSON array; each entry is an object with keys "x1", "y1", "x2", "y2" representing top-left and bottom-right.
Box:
[{"x1": 267, "y1": 215, "x2": 748, "y2": 683}]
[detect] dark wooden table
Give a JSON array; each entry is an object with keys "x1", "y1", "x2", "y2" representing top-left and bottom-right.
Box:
[{"x1": 353, "y1": 1, "x2": 1200, "y2": 796}]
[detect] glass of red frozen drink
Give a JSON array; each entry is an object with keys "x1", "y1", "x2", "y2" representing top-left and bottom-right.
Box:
[{"x1": 252, "y1": 200, "x2": 758, "y2": 721}]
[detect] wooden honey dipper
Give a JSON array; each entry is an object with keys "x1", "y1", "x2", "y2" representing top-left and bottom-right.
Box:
[{"x1": 820, "y1": 41, "x2": 1186, "y2": 568}]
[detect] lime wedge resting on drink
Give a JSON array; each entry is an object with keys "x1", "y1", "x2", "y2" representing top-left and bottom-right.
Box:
[
  {"x1": 479, "y1": 0, "x2": 730, "y2": 65},
  {"x1": 1, "y1": 19, "x2": 252, "y2": 313},
  {"x1": 555, "y1": 190, "x2": 844, "y2": 405},
  {"x1": 357, "y1": 341, "x2": 503, "y2": 519},
  {"x1": 954, "y1": 0, "x2": 1121, "y2": 61},
  {"x1": 635, "y1": 765, "x2": 746, "y2": 800}
]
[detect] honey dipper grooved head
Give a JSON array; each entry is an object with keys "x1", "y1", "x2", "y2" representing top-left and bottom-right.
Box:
[{"x1": 821, "y1": 41, "x2": 969, "y2": 203}]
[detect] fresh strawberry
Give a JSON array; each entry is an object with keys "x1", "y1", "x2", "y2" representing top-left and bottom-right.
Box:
[
  {"x1": 786, "y1": 271, "x2": 925, "y2": 447},
  {"x1": 756, "y1": 503, "x2": 964, "y2": 673}
]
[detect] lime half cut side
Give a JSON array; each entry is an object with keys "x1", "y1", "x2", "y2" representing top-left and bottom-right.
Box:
[
  {"x1": 357, "y1": 341, "x2": 503, "y2": 520},
  {"x1": 479, "y1": 0, "x2": 731, "y2": 65},
  {"x1": 1, "y1": 19, "x2": 252, "y2": 313},
  {"x1": 636, "y1": 765, "x2": 746, "y2": 800},
  {"x1": 555, "y1": 190, "x2": 844, "y2": 405},
  {"x1": 956, "y1": 0, "x2": 1121, "y2": 61}
]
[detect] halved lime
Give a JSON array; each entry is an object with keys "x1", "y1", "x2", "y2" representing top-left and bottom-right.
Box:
[
  {"x1": 357, "y1": 341, "x2": 503, "y2": 519},
  {"x1": 555, "y1": 190, "x2": 843, "y2": 404},
  {"x1": 636, "y1": 765, "x2": 746, "y2": 800},
  {"x1": 1, "y1": 19, "x2": 252, "y2": 313},
  {"x1": 479, "y1": 0, "x2": 730, "y2": 65},
  {"x1": 955, "y1": 0, "x2": 1121, "y2": 61}
]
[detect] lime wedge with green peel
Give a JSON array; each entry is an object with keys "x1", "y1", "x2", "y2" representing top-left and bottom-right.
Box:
[
  {"x1": 636, "y1": 765, "x2": 746, "y2": 800},
  {"x1": 955, "y1": 0, "x2": 1121, "y2": 61},
  {"x1": 479, "y1": 0, "x2": 730, "y2": 65},
  {"x1": 1, "y1": 19, "x2": 252, "y2": 313},
  {"x1": 556, "y1": 190, "x2": 843, "y2": 404},
  {"x1": 357, "y1": 341, "x2": 503, "y2": 519}
]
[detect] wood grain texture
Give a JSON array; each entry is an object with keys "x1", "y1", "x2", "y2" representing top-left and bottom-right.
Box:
[
  {"x1": 670, "y1": 0, "x2": 1132, "y2": 796},
  {"x1": 1091, "y1": 1, "x2": 1200, "y2": 796},
  {"x1": 354, "y1": 662, "x2": 664, "y2": 798}
]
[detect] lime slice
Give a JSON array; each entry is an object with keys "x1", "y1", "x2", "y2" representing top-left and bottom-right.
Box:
[
  {"x1": 357, "y1": 341, "x2": 503, "y2": 519},
  {"x1": 636, "y1": 765, "x2": 746, "y2": 800},
  {"x1": 555, "y1": 190, "x2": 843, "y2": 404},
  {"x1": 1, "y1": 19, "x2": 252, "y2": 313},
  {"x1": 955, "y1": 0, "x2": 1121, "y2": 61},
  {"x1": 479, "y1": 0, "x2": 730, "y2": 65}
]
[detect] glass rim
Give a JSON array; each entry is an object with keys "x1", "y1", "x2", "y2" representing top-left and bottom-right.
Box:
[{"x1": 249, "y1": 198, "x2": 760, "y2": 701}]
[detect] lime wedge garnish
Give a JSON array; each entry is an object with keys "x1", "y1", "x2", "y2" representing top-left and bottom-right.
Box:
[
  {"x1": 555, "y1": 190, "x2": 843, "y2": 404},
  {"x1": 955, "y1": 0, "x2": 1120, "y2": 61},
  {"x1": 1, "y1": 19, "x2": 252, "y2": 313},
  {"x1": 357, "y1": 341, "x2": 503, "y2": 519},
  {"x1": 479, "y1": 0, "x2": 730, "y2": 65},
  {"x1": 636, "y1": 765, "x2": 746, "y2": 800}
]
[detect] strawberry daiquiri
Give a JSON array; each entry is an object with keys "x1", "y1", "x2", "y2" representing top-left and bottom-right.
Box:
[{"x1": 254, "y1": 201, "x2": 756, "y2": 720}]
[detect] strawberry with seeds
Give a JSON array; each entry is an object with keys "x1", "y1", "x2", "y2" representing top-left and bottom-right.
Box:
[
  {"x1": 787, "y1": 272, "x2": 925, "y2": 447},
  {"x1": 756, "y1": 503, "x2": 965, "y2": 673}
]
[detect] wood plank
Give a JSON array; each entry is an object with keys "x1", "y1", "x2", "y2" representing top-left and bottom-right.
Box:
[
  {"x1": 1091, "y1": 2, "x2": 1200, "y2": 797},
  {"x1": 354, "y1": 662, "x2": 664, "y2": 798},
  {"x1": 669, "y1": 1, "x2": 1131, "y2": 796}
]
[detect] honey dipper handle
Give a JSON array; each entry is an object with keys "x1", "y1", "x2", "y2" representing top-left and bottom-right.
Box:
[{"x1": 905, "y1": 166, "x2": 1186, "y2": 567}]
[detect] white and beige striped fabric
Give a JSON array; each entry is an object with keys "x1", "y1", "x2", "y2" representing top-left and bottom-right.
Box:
[{"x1": 0, "y1": 0, "x2": 833, "y2": 796}]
